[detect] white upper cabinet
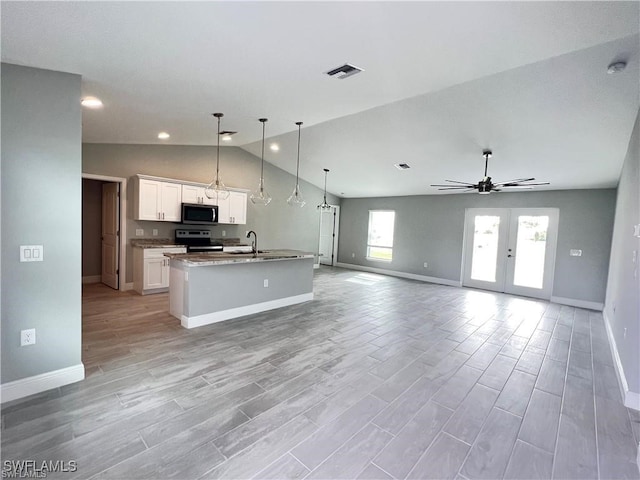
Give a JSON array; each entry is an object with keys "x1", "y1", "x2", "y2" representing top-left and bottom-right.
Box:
[
  {"x1": 134, "y1": 174, "x2": 247, "y2": 224},
  {"x1": 134, "y1": 176, "x2": 182, "y2": 222},
  {"x1": 217, "y1": 190, "x2": 247, "y2": 224},
  {"x1": 181, "y1": 184, "x2": 216, "y2": 206}
]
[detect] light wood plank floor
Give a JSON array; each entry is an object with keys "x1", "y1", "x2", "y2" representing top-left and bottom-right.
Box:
[{"x1": 2, "y1": 267, "x2": 639, "y2": 479}]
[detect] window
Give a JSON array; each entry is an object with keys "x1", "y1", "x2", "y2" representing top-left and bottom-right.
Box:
[{"x1": 367, "y1": 210, "x2": 395, "y2": 261}]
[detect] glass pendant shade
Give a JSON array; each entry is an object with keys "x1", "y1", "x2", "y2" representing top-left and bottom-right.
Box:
[
  {"x1": 317, "y1": 168, "x2": 332, "y2": 210},
  {"x1": 250, "y1": 118, "x2": 272, "y2": 206},
  {"x1": 250, "y1": 178, "x2": 272, "y2": 205},
  {"x1": 287, "y1": 121, "x2": 306, "y2": 208},
  {"x1": 205, "y1": 112, "x2": 230, "y2": 201},
  {"x1": 287, "y1": 184, "x2": 306, "y2": 207}
]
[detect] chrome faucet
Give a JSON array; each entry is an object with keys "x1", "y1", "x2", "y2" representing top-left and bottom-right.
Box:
[{"x1": 246, "y1": 230, "x2": 257, "y2": 256}]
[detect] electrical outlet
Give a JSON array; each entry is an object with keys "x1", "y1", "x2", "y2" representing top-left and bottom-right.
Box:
[
  {"x1": 263, "y1": 279, "x2": 269, "y2": 288},
  {"x1": 423, "y1": 262, "x2": 428, "y2": 268},
  {"x1": 569, "y1": 249, "x2": 582, "y2": 257},
  {"x1": 136, "y1": 229, "x2": 144, "y2": 236},
  {"x1": 152, "y1": 229, "x2": 158, "y2": 236},
  {"x1": 351, "y1": 253, "x2": 355, "y2": 258},
  {"x1": 21, "y1": 329, "x2": 36, "y2": 346},
  {"x1": 222, "y1": 230, "x2": 226, "y2": 237}
]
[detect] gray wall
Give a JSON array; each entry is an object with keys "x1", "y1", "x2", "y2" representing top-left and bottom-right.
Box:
[
  {"x1": 82, "y1": 144, "x2": 339, "y2": 284},
  {"x1": 605, "y1": 109, "x2": 639, "y2": 395},
  {"x1": 1, "y1": 64, "x2": 82, "y2": 383},
  {"x1": 338, "y1": 189, "x2": 616, "y2": 303},
  {"x1": 82, "y1": 179, "x2": 103, "y2": 277}
]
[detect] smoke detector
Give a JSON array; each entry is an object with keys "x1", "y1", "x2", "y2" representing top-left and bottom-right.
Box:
[{"x1": 326, "y1": 63, "x2": 364, "y2": 79}]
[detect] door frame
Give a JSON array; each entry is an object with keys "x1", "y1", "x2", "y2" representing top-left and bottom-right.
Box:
[
  {"x1": 318, "y1": 205, "x2": 340, "y2": 266},
  {"x1": 461, "y1": 207, "x2": 559, "y2": 300},
  {"x1": 82, "y1": 173, "x2": 128, "y2": 291}
]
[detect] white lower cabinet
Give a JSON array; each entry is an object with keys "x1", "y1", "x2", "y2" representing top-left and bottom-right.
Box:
[{"x1": 134, "y1": 246, "x2": 186, "y2": 295}]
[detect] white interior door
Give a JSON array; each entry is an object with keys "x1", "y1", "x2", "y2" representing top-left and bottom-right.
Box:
[
  {"x1": 101, "y1": 182, "x2": 119, "y2": 289},
  {"x1": 319, "y1": 206, "x2": 339, "y2": 266},
  {"x1": 463, "y1": 208, "x2": 558, "y2": 299}
]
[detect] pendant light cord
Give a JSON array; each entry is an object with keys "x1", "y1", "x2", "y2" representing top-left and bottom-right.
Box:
[
  {"x1": 295, "y1": 122, "x2": 302, "y2": 188},
  {"x1": 323, "y1": 170, "x2": 328, "y2": 203},
  {"x1": 260, "y1": 119, "x2": 266, "y2": 190},
  {"x1": 215, "y1": 113, "x2": 223, "y2": 182}
]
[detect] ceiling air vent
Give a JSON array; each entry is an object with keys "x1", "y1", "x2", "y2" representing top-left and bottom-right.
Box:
[
  {"x1": 326, "y1": 63, "x2": 364, "y2": 79},
  {"x1": 394, "y1": 163, "x2": 410, "y2": 170}
]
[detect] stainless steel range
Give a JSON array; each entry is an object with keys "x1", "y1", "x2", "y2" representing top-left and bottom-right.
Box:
[{"x1": 175, "y1": 229, "x2": 223, "y2": 253}]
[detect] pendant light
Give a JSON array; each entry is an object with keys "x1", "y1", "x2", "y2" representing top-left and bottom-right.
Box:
[
  {"x1": 205, "y1": 113, "x2": 230, "y2": 201},
  {"x1": 287, "y1": 121, "x2": 306, "y2": 207},
  {"x1": 250, "y1": 118, "x2": 272, "y2": 206},
  {"x1": 317, "y1": 168, "x2": 332, "y2": 210}
]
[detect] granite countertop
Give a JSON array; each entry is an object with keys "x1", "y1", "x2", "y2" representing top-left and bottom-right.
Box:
[
  {"x1": 131, "y1": 239, "x2": 185, "y2": 249},
  {"x1": 165, "y1": 249, "x2": 314, "y2": 266}
]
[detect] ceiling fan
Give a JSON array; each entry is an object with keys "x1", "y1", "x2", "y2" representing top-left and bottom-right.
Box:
[{"x1": 431, "y1": 149, "x2": 550, "y2": 194}]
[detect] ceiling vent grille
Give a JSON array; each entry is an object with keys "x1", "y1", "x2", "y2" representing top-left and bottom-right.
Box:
[
  {"x1": 394, "y1": 163, "x2": 410, "y2": 170},
  {"x1": 326, "y1": 63, "x2": 364, "y2": 79}
]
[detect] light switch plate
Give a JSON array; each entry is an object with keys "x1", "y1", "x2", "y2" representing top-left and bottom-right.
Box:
[
  {"x1": 20, "y1": 245, "x2": 44, "y2": 262},
  {"x1": 569, "y1": 249, "x2": 582, "y2": 257},
  {"x1": 136, "y1": 229, "x2": 144, "y2": 236},
  {"x1": 152, "y1": 229, "x2": 158, "y2": 236}
]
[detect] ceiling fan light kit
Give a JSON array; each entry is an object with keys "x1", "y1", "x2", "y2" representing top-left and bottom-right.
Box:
[{"x1": 431, "y1": 149, "x2": 550, "y2": 194}]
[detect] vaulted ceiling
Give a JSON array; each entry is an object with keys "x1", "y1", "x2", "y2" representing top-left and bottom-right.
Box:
[{"x1": 2, "y1": 1, "x2": 639, "y2": 197}]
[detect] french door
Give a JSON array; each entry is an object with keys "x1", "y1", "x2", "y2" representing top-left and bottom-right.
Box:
[{"x1": 462, "y1": 208, "x2": 559, "y2": 299}]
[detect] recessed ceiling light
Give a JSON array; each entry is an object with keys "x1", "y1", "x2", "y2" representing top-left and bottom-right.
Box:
[
  {"x1": 607, "y1": 61, "x2": 627, "y2": 74},
  {"x1": 221, "y1": 135, "x2": 232, "y2": 142},
  {"x1": 81, "y1": 97, "x2": 103, "y2": 108},
  {"x1": 158, "y1": 132, "x2": 170, "y2": 140},
  {"x1": 270, "y1": 143, "x2": 280, "y2": 152}
]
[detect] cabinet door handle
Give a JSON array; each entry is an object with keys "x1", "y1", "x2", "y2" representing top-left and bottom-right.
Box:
[{"x1": 162, "y1": 212, "x2": 165, "y2": 220}]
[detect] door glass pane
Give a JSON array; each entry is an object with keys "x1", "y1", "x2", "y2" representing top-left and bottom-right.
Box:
[
  {"x1": 513, "y1": 215, "x2": 549, "y2": 289},
  {"x1": 471, "y1": 215, "x2": 500, "y2": 282}
]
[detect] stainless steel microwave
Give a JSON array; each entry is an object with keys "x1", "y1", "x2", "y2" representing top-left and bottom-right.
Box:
[{"x1": 181, "y1": 203, "x2": 218, "y2": 225}]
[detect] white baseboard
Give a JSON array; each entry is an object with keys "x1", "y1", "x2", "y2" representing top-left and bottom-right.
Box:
[
  {"x1": 335, "y1": 262, "x2": 462, "y2": 288},
  {"x1": 181, "y1": 292, "x2": 314, "y2": 329},
  {"x1": 82, "y1": 275, "x2": 101, "y2": 284},
  {"x1": 603, "y1": 310, "x2": 640, "y2": 411},
  {"x1": 1, "y1": 364, "x2": 85, "y2": 404},
  {"x1": 123, "y1": 282, "x2": 134, "y2": 291},
  {"x1": 550, "y1": 296, "x2": 604, "y2": 311}
]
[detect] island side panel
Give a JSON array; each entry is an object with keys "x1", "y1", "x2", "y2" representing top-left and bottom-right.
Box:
[{"x1": 181, "y1": 257, "x2": 314, "y2": 328}]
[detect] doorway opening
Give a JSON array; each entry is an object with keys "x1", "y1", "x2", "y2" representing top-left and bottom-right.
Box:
[
  {"x1": 462, "y1": 208, "x2": 559, "y2": 299},
  {"x1": 318, "y1": 205, "x2": 340, "y2": 266},
  {"x1": 82, "y1": 174, "x2": 127, "y2": 291}
]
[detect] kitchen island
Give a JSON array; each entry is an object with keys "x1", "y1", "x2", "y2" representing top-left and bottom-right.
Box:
[{"x1": 167, "y1": 250, "x2": 314, "y2": 329}]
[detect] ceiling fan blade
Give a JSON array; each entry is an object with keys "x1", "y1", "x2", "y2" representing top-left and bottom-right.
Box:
[
  {"x1": 437, "y1": 187, "x2": 476, "y2": 191},
  {"x1": 494, "y1": 177, "x2": 535, "y2": 185},
  {"x1": 431, "y1": 184, "x2": 473, "y2": 187},
  {"x1": 501, "y1": 182, "x2": 550, "y2": 187},
  {"x1": 500, "y1": 186, "x2": 533, "y2": 189},
  {"x1": 443, "y1": 179, "x2": 476, "y2": 186}
]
